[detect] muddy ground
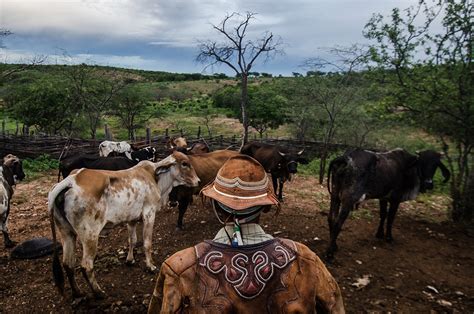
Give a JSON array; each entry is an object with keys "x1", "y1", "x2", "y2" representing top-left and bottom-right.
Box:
[{"x1": 1, "y1": 171, "x2": 473, "y2": 313}]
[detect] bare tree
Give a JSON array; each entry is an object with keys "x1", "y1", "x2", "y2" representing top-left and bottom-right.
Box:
[
  {"x1": 301, "y1": 45, "x2": 371, "y2": 183},
  {"x1": 196, "y1": 12, "x2": 283, "y2": 146}
]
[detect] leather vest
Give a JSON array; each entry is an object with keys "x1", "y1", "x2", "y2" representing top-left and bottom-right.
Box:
[{"x1": 194, "y1": 238, "x2": 297, "y2": 308}]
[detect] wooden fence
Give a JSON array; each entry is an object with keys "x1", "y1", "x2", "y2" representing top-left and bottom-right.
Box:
[{"x1": 0, "y1": 131, "x2": 349, "y2": 160}]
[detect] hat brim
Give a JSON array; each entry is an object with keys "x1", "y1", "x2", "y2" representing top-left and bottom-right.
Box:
[{"x1": 201, "y1": 183, "x2": 279, "y2": 211}]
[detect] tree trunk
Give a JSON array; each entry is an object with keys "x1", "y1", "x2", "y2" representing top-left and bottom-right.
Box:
[
  {"x1": 319, "y1": 147, "x2": 328, "y2": 184},
  {"x1": 240, "y1": 74, "x2": 249, "y2": 148}
]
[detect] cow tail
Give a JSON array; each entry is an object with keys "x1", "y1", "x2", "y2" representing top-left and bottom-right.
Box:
[
  {"x1": 48, "y1": 178, "x2": 72, "y2": 296},
  {"x1": 327, "y1": 156, "x2": 347, "y2": 195}
]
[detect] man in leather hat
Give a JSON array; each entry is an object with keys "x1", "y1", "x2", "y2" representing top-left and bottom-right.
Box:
[{"x1": 148, "y1": 155, "x2": 345, "y2": 313}]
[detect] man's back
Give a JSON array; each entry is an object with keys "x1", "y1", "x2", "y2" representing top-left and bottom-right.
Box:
[{"x1": 148, "y1": 238, "x2": 344, "y2": 313}]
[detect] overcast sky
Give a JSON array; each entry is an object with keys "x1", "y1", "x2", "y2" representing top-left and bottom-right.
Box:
[{"x1": 1, "y1": 0, "x2": 420, "y2": 76}]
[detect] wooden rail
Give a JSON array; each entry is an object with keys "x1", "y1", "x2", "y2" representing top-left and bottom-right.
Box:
[{"x1": 0, "y1": 133, "x2": 348, "y2": 160}]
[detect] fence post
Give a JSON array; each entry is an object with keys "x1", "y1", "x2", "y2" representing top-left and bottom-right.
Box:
[
  {"x1": 104, "y1": 124, "x2": 111, "y2": 140},
  {"x1": 146, "y1": 127, "x2": 151, "y2": 145},
  {"x1": 219, "y1": 135, "x2": 223, "y2": 146},
  {"x1": 165, "y1": 128, "x2": 169, "y2": 137},
  {"x1": 15, "y1": 122, "x2": 19, "y2": 136},
  {"x1": 232, "y1": 134, "x2": 236, "y2": 144},
  {"x1": 180, "y1": 129, "x2": 184, "y2": 137},
  {"x1": 2, "y1": 120, "x2": 4, "y2": 136},
  {"x1": 197, "y1": 126, "x2": 201, "y2": 139}
]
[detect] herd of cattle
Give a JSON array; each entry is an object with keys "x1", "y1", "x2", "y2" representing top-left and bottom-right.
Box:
[{"x1": 0, "y1": 137, "x2": 450, "y2": 298}]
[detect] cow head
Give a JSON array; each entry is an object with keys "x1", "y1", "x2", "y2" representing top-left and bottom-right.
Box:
[
  {"x1": 416, "y1": 150, "x2": 451, "y2": 192},
  {"x1": 3, "y1": 154, "x2": 26, "y2": 184},
  {"x1": 144, "y1": 147, "x2": 157, "y2": 161},
  {"x1": 155, "y1": 152, "x2": 199, "y2": 188},
  {"x1": 278, "y1": 149, "x2": 309, "y2": 174}
]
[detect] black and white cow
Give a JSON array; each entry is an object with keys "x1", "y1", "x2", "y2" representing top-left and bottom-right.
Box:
[
  {"x1": 325, "y1": 148, "x2": 450, "y2": 260},
  {"x1": 240, "y1": 142, "x2": 308, "y2": 201},
  {"x1": 1, "y1": 154, "x2": 25, "y2": 248}
]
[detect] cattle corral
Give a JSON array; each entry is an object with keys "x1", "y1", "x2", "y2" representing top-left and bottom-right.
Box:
[{"x1": 0, "y1": 170, "x2": 473, "y2": 312}]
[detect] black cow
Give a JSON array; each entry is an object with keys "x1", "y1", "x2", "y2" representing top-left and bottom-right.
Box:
[
  {"x1": 1, "y1": 154, "x2": 26, "y2": 248},
  {"x1": 240, "y1": 142, "x2": 308, "y2": 201},
  {"x1": 326, "y1": 148, "x2": 450, "y2": 260},
  {"x1": 59, "y1": 146, "x2": 157, "y2": 180}
]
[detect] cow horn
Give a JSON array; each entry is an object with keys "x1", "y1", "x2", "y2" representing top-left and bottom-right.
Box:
[
  {"x1": 415, "y1": 150, "x2": 420, "y2": 155},
  {"x1": 278, "y1": 151, "x2": 286, "y2": 157},
  {"x1": 297, "y1": 149, "x2": 304, "y2": 155}
]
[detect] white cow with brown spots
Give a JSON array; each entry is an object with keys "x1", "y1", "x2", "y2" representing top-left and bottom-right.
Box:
[{"x1": 48, "y1": 151, "x2": 199, "y2": 298}]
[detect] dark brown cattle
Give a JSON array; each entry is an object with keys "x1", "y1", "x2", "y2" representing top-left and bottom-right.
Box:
[
  {"x1": 168, "y1": 150, "x2": 240, "y2": 229},
  {"x1": 240, "y1": 142, "x2": 308, "y2": 201},
  {"x1": 326, "y1": 148, "x2": 451, "y2": 260},
  {"x1": 175, "y1": 142, "x2": 211, "y2": 155}
]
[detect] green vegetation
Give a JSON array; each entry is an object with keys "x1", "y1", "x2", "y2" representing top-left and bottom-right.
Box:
[{"x1": 22, "y1": 154, "x2": 59, "y2": 181}]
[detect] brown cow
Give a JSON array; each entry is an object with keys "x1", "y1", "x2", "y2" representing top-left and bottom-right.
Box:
[
  {"x1": 49, "y1": 152, "x2": 199, "y2": 298},
  {"x1": 169, "y1": 150, "x2": 240, "y2": 229}
]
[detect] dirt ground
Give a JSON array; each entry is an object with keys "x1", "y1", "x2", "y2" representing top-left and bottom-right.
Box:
[{"x1": 1, "y1": 171, "x2": 473, "y2": 313}]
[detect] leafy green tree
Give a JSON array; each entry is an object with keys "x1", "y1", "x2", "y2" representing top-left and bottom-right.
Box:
[
  {"x1": 365, "y1": 0, "x2": 473, "y2": 221},
  {"x1": 66, "y1": 64, "x2": 127, "y2": 139},
  {"x1": 4, "y1": 74, "x2": 77, "y2": 134},
  {"x1": 111, "y1": 83, "x2": 154, "y2": 140},
  {"x1": 213, "y1": 84, "x2": 288, "y2": 137},
  {"x1": 248, "y1": 87, "x2": 287, "y2": 138}
]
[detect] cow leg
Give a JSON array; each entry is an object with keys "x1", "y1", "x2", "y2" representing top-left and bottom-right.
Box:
[
  {"x1": 80, "y1": 237, "x2": 105, "y2": 298},
  {"x1": 58, "y1": 226, "x2": 82, "y2": 298},
  {"x1": 271, "y1": 173, "x2": 278, "y2": 197},
  {"x1": 143, "y1": 210, "x2": 157, "y2": 272},
  {"x1": 278, "y1": 177, "x2": 284, "y2": 202},
  {"x1": 328, "y1": 195, "x2": 341, "y2": 236},
  {"x1": 126, "y1": 222, "x2": 137, "y2": 265},
  {"x1": 385, "y1": 201, "x2": 400, "y2": 242},
  {"x1": 326, "y1": 201, "x2": 352, "y2": 260},
  {"x1": 176, "y1": 197, "x2": 190, "y2": 230},
  {"x1": 376, "y1": 200, "x2": 388, "y2": 239},
  {"x1": 1, "y1": 206, "x2": 15, "y2": 248}
]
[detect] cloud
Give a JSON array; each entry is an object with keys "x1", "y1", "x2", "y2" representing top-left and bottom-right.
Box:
[{"x1": 1, "y1": 0, "x2": 432, "y2": 75}]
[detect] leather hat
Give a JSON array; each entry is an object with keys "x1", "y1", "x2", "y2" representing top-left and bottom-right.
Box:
[{"x1": 201, "y1": 155, "x2": 279, "y2": 211}]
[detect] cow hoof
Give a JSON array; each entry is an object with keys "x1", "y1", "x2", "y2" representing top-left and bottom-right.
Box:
[
  {"x1": 168, "y1": 201, "x2": 178, "y2": 208},
  {"x1": 125, "y1": 259, "x2": 136, "y2": 266},
  {"x1": 72, "y1": 291, "x2": 85, "y2": 299},
  {"x1": 146, "y1": 265, "x2": 157, "y2": 273},
  {"x1": 324, "y1": 250, "x2": 335, "y2": 263},
  {"x1": 375, "y1": 231, "x2": 384, "y2": 239},
  {"x1": 175, "y1": 225, "x2": 184, "y2": 232},
  {"x1": 385, "y1": 236, "x2": 394, "y2": 243},
  {"x1": 94, "y1": 290, "x2": 106, "y2": 300}
]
